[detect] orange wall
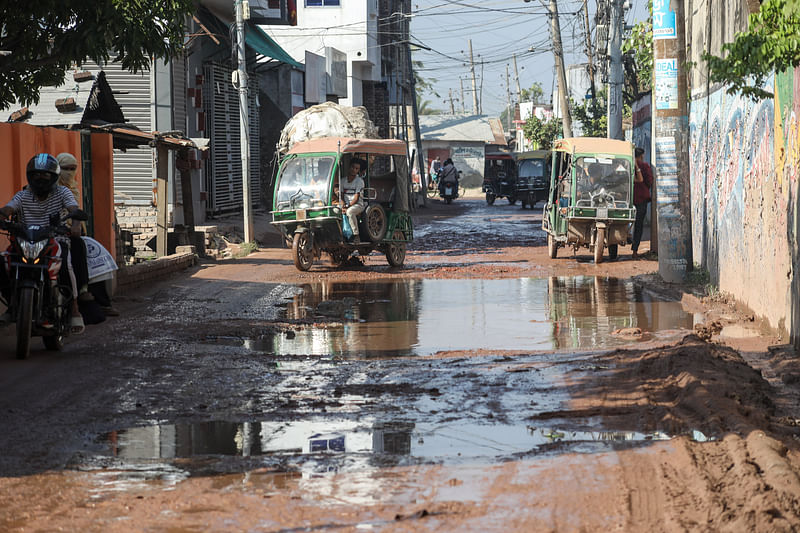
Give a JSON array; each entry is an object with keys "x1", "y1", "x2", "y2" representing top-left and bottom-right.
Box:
[{"x1": 0, "y1": 123, "x2": 115, "y2": 256}]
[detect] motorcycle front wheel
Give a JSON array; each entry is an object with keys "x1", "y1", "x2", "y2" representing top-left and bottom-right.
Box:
[{"x1": 16, "y1": 287, "x2": 34, "y2": 359}]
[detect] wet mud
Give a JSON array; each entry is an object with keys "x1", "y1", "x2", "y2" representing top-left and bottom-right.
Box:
[{"x1": 1, "y1": 198, "x2": 799, "y2": 531}]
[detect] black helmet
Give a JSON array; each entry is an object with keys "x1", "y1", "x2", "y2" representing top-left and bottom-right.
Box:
[{"x1": 26, "y1": 153, "x2": 60, "y2": 197}]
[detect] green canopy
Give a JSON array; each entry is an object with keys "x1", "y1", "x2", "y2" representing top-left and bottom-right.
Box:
[{"x1": 246, "y1": 23, "x2": 301, "y2": 68}]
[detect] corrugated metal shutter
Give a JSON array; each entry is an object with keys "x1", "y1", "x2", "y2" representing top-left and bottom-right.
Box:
[
  {"x1": 203, "y1": 62, "x2": 260, "y2": 214},
  {"x1": 89, "y1": 61, "x2": 155, "y2": 206},
  {"x1": 172, "y1": 55, "x2": 188, "y2": 204}
]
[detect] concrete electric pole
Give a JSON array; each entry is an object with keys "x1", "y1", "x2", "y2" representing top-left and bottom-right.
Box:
[
  {"x1": 607, "y1": 0, "x2": 624, "y2": 139},
  {"x1": 652, "y1": 0, "x2": 692, "y2": 281},
  {"x1": 547, "y1": 0, "x2": 573, "y2": 138},
  {"x1": 513, "y1": 54, "x2": 522, "y2": 101},
  {"x1": 235, "y1": 0, "x2": 253, "y2": 244},
  {"x1": 448, "y1": 89, "x2": 455, "y2": 114},
  {"x1": 506, "y1": 64, "x2": 512, "y2": 133},
  {"x1": 468, "y1": 39, "x2": 479, "y2": 114},
  {"x1": 583, "y1": 0, "x2": 596, "y2": 97}
]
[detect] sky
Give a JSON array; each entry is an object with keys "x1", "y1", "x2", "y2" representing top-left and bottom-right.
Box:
[{"x1": 409, "y1": 0, "x2": 651, "y2": 117}]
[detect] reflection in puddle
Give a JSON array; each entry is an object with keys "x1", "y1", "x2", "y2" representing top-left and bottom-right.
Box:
[
  {"x1": 102, "y1": 420, "x2": 711, "y2": 465},
  {"x1": 213, "y1": 277, "x2": 694, "y2": 357}
]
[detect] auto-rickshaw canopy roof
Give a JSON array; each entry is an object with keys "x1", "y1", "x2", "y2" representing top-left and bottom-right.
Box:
[
  {"x1": 552, "y1": 137, "x2": 633, "y2": 157},
  {"x1": 287, "y1": 137, "x2": 408, "y2": 156},
  {"x1": 515, "y1": 150, "x2": 550, "y2": 160}
]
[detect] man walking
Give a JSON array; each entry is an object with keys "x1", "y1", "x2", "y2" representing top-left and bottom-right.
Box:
[{"x1": 632, "y1": 147, "x2": 652, "y2": 259}]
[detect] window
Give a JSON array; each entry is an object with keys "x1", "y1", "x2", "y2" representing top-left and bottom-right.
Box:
[{"x1": 306, "y1": 0, "x2": 340, "y2": 6}]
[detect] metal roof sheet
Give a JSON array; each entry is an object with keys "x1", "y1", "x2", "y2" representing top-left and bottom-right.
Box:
[
  {"x1": 553, "y1": 137, "x2": 634, "y2": 156},
  {"x1": 3, "y1": 70, "x2": 125, "y2": 127},
  {"x1": 419, "y1": 115, "x2": 504, "y2": 144},
  {"x1": 287, "y1": 137, "x2": 408, "y2": 156}
]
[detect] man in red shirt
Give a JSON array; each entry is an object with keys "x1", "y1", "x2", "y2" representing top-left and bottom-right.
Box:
[{"x1": 632, "y1": 147, "x2": 652, "y2": 259}]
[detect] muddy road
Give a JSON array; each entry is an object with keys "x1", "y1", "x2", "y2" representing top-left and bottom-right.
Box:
[{"x1": 1, "y1": 197, "x2": 800, "y2": 532}]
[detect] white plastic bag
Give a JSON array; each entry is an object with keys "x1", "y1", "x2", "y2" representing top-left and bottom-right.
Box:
[{"x1": 82, "y1": 237, "x2": 118, "y2": 282}]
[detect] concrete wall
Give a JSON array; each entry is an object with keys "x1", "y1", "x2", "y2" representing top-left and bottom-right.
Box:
[
  {"x1": 262, "y1": 0, "x2": 380, "y2": 106},
  {"x1": 422, "y1": 141, "x2": 485, "y2": 187},
  {"x1": 688, "y1": 0, "x2": 797, "y2": 338}
]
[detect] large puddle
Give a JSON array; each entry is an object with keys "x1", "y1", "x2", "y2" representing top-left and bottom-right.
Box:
[
  {"x1": 101, "y1": 420, "x2": 711, "y2": 465},
  {"x1": 210, "y1": 277, "x2": 695, "y2": 357}
]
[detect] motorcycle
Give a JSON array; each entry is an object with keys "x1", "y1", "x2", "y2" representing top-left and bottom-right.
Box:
[
  {"x1": 0, "y1": 210, "x2": 89, "y2": 359},
  {"x1": 439, "y1": 170, "x2": 462, "y2": 204}
]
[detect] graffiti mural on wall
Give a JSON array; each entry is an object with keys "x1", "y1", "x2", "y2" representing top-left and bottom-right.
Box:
[{"x1": 689, "y1": 72, "x2": 796, "y2": 332}]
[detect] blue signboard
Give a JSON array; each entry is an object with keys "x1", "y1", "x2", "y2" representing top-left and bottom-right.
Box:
[{"x1": 653, "y1": 0, "x2": 677, "y2": 40}]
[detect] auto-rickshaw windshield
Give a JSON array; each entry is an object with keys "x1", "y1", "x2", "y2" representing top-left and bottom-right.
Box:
[
  {"x1": 574, "y1": 156, "x2": 630, "y2": 206},
  {"x1": 275, "y1": 156, "x2": 334, "y2": 209},
  {"x1": 519, "y1": 159, "x2": 545, "y2": 178}
]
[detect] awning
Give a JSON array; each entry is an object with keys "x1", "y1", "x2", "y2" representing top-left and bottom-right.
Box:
[{"x1": 246, "y1": 23, "x2": 301, "y2": 68}]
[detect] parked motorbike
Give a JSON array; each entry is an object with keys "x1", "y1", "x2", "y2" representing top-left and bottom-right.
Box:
[{"x1": 0, "y1": 210, "x2": 89, "y2": 359}]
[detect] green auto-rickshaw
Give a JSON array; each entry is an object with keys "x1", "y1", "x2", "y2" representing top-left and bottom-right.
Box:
[
  {"x1": 271, "y1": 137, "x2": 413, "y2": 271},
  {"x1": 542, "y1": 137, "x2": 636, "y2": 263}
]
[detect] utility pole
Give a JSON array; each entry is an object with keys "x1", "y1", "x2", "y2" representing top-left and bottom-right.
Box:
[
  {"x1": 468, "y1": 39, "x2": 478, "y2": 114},
  {"x1": 547, "y1": 0, "x2": 573, "y2": 137},
  {"x1": 582, "y1": 0, "x2": 596, "y2": 97},
  {"x1": 405, "y1": 0, "x2": 427, "y2": 205},
  {"x1": 512, "y1": 54, "x2": 522, "y2": 101},
  {"x1": 607, "y1": 0, "x2": 624, "y2": 139},
  {"x1": 235, "y1": 0, "x2": 253, "y2": 243},
  {"x1": 448, "y1": 89, "x2": 455, "y2": 114},
  {"x1": 460, "y1": 78, "x2": 465, "y2": 113},
  {"x1": 506, "y1": 64, "x2": 512, "y2": 134},
  {"x1": 653, "y1": 0, "x2": 692, "y2": 281}
]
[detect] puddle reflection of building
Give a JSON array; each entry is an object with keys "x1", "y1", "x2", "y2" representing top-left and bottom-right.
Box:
[
  {"x1": 547, "y1": 276, "x2": 693, "y2": 349},
  {"x1": 109, "y1": 420, "x2": 416, "y2": 463},
  {"x1": 279, "y1": 280, "x2": 422, "y2": 356}
]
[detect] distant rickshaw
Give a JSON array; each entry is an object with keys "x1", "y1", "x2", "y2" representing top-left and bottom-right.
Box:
[
  {"x1": 542, "y1": 137, "x2": 636, "y2": 263},
  {"x1": 271, "y1": 137, "x2": 413, "y2": 271},
  {"x1": 482, "y1": 150, "x2": 517, "y2": 205},
  {"x1": 514, "y1": 150, "x2": 550, "y2": 209}
]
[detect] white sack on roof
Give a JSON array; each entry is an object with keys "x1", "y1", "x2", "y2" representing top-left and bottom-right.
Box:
[{"x1": 277, "y1": 102, "x2": 379, "y2": 154}]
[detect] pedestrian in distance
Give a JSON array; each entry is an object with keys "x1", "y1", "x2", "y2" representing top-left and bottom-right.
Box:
[
  {"x1": 632, "y1": 147, "x2": 653, "y2": 259},
  {"x1": 428, "y1": 155, "x2": 442, "y2": 189}
]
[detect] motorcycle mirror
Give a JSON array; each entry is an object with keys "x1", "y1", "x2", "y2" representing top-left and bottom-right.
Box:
[{"x1": 69, "y1": 209, "x2": 89, "y2": 221}]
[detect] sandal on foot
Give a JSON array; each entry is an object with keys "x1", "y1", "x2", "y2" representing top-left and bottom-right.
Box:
[{"x1": 70, "y1": 314, "x2": 85, "y2": 335}]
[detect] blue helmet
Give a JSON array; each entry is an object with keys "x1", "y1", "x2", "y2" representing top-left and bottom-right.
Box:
[{"x1": 26, "y1": 153, "x2": 60, "y2": 197}]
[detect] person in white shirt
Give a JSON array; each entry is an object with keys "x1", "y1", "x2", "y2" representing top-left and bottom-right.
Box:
[{"x1": 342, "y1": 159, "x2": 366, "y2": 245}]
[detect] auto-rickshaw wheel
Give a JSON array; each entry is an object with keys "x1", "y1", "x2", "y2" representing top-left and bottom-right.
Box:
[
  {"x1": 594, "y1": 228, "x2": 605, "y2": 264},
  {"x1": 486, "y1": 193, "x2": 496, "y2": 205},
  {"x1": 361, "y1": 204, "x2": 387, "y2": 242},
  {"x1": 547, "y1": 234, "x2": 558, "y2": 259},
  {"x1": 608, "y1": 244, "x2": 619, "y2": 260},
  {"x1": 386, "y1": 230, "x2": 406, "y2": 267},
  {"x1": 292, "y1": 232, "x2": 314, "y2": 271}
]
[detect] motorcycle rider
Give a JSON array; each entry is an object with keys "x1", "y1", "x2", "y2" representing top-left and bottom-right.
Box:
[
  {"x1": 438, "y1": 158, "x2": 458, "y2": 197},
  {"x1": 0, "y1": 153, "x2": 86, "y2": 333}
]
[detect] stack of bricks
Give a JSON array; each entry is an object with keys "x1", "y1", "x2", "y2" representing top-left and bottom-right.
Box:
[{"x1": 116, "y1": 206, "x2": 168, "y2": 260}]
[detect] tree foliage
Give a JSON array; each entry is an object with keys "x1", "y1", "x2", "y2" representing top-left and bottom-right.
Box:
[
  {"x1": 0, "y1": 0, "x2": 195, "y2": 108},
  {"x1": 705, "y1": 0, "x2": 800, "y2": 100},
  {"x1": 571, "y1": 94, "x2": 607, "y2": 137},
  {"x1": 621, "y1": 0, "x2": 653, "y2": 105},
  {"x1": 520, "y1": 82, "x2": 544, "y2": 104},
  {"x1": 521, "y1": 115, "x2": 562, "y2": 151}
]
